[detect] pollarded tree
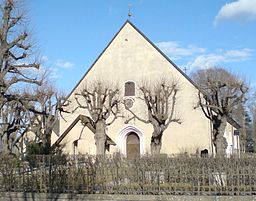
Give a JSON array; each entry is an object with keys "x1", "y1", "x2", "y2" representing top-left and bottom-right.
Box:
[
  {"x1": 125, "y1": 79, "x2": 181, "y2": 155},
  {"x1": 74, "y1": 81, "x2": 120, "y2": 156},
  {"x1": 193, "y1": 67, "x2": 248, "y2": 156},
  {"x1": 0, "y1": 0, "x2": 42, "y2": 154}
]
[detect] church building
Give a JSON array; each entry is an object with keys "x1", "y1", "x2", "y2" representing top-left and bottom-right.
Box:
[{"x1": 51, "y1": 21, "x2": 240, "y2": 157}]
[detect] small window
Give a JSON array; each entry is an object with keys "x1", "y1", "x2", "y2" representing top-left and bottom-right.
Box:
[{"x1": 125, "y1": 81, "x2": 135, "y2": 96}]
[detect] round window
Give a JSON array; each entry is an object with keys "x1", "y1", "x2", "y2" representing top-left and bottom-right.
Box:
[{"x1": 124, "y1": 98, "x2": 134, "y2": 108}]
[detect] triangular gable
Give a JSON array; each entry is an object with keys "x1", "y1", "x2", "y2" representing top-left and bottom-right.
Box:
[
  {"x1": 64, "y1": 20, "x2": 197, "y2": 103},
  {"x1": 62, "y1": 20, "x2": 240, "y2": 129},
  {"x1": 52, "y1": 115, "x2": 115, "y2": 149}
]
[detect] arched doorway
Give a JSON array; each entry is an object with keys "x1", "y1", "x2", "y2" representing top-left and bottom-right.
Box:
[
  {"x1": 126, "y1": 132, "x2": 140, "y2": 159},
  {"x1": 117, "y1": 125, "x2": 144, "y2": 156}
]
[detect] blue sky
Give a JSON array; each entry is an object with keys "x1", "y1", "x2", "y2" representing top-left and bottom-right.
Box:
[{"x1": 28, "y1": 0, "x2": 256, "y2": 94}]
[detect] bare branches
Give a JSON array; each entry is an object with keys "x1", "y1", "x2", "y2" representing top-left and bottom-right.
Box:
[
  {"x1": 195, "y1": 91, "x2": 212, "y2": 120},
  {"x1": 27, "y1": 83, "x2": 68, "y2": 154},
  {"x1": 193, "y1": 67, "x2": 248, "y2": 118},
  {"x1": 74, "y1": 81, "x2": 120, "y2": 123},
  {"x1": 0, "y1": 0, "x2": 43, "y2": 154},
  {"x1": 74, "y1": 81, "x2": 121, "y2": 155},
  {"x1": 8, "y1": 32, "x2": 28, "y2": 50},
  {"x1": 0, "y1": 0, "x2": 40, "y2": 91},
  {"x1": 135, "y1": 78, "x2": 180, "y2": 127},
  {"x1": 124, "y1": 102, "x2": 149, "y2": 124},
  {"x1": 0, "y1": 94, "x2": 32, "y2": 154},
  {"x1": 165, "y1": 89, "x2": 181, "y2": 128},
  {"x1": 125, "y1": 77, "x2": 181, "y2": 155},
  {"x1": 193, "y1": 67, "x2": 249, "y2": 156}
]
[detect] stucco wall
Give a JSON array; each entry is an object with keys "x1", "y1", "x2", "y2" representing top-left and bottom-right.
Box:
[{"x1": 61, "y1": 126, "x2": 96, "y2": 155}]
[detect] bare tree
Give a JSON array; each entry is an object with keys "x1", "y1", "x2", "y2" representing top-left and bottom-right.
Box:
[
  {"x1": 26, "y1": 83, "x2": 66, "y2": 155},
  {"x1": 125, "y1": 79, "x2": 181, "y2": 155},
  {"x1": 0, "y1": 0, "x2": 42, "y2": 154},
  {"x1": 193, "y1": 67, "x2": 248, "y2": 156},
  {"x1": 0, "y1": 93, "x2": 33, "y2": 154},
  {"x1": 74, "y1": 81, "x2": 120, "y2": 156}
]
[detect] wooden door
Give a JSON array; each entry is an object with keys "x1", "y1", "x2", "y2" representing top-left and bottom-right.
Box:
[{"x1": 126, "y1": 132, "x2": 140, "y2": 159}]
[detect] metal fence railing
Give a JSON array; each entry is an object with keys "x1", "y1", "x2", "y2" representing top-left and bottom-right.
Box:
[{"x1": 1, "y1": 154, "x2": 256, "y2": 195}]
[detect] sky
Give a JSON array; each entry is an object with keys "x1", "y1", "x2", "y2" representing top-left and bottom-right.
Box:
[{"x1": 27, "y1": 0, "x2": 256, "y2": 95}]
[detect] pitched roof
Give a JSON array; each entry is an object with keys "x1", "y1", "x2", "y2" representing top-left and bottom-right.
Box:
[
  {"x1": 52, "y1": 115, "x2": 116, "y2": 148},
  {"x1": 64, "y1": 20, "x2": 197, "y2": 103},
  {"x1": 63, "y1": 20, "x2": 240, "y2": 129}
]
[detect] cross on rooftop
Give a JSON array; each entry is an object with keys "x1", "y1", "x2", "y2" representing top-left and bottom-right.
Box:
[
  {"x1": 183, "y1": 67, "x2": 188, "y2": 74},
  {"x1": 128, "y1": 4, "x2": 132, "y2": 19}
]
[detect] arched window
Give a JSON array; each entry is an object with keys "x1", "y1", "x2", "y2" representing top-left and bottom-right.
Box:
[{"x1": 125, "y1": 81, "x2": 135, "y2": 96}]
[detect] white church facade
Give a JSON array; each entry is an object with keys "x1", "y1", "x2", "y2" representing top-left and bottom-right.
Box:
[{"x1": 51, "y1": 21, "x2": 240, "y2": 157}]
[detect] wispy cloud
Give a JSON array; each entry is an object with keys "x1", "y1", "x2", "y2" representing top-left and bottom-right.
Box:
[
  {"x1": 55, "y1": 59, "x2": 74, "y2": 69},
  {"x1": 186, "y1": 48, "x2": 253, "y2": 69},
  {"x1": 224, "y1": 48, "x2": 253, "y2": 61},
  {"x1": 41, "y1": 55, "x2": 48, "y2": 63},
  {"x1": 157, "y1": 40, "x2": 253, "y2": 71},
  {"x1": 50, "y1": 59, "x2": 75, "y2": 79},
  {"x1": 214, "y1": 0, "x2": 256, "y2": 25},
  {"x1": 38, "y1": 58, "x2": 75, "y2": 81},
  {"x1": 48, "y1": 68, "x2": 61, "y2": 80},
  {"x1": 35, "y1": 65, "x2": 61, "y2": 81},
  {"x1": 156, "y1": 41, "x2": 205, "y2": 60}
]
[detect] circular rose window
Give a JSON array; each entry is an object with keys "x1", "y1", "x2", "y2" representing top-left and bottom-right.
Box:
[{"x1": 124, "y1": 98, "x2": 134, "y2": 108}]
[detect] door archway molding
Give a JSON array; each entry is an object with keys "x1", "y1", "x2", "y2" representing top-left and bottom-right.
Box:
[{"x1": 117, "y1": 125, "x2": 144, "y2": 156}]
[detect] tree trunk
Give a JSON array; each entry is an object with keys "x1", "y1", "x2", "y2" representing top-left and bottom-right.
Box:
[
  {"x1": 150, "y1": 124, "x2": 164, "y2": 155},
  {"x1": 42, "y1": 127, "x2": 52, "y2": 154},
  {"x1": 212, "y1": 115, "x2": 228, "y2": 157},
  {"x1": 95, "y1": 119, "x2": 106, "y2": 155},
  {"x1": 150, "y1": 136, "x2": 162, "y2": 155},
  {"x1": 1, "y1": 135, "x2": 12, "y2": 155}
]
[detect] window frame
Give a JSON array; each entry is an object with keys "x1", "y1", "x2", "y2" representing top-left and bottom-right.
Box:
[{"x1": 124, "y1": 80, "x2": 136, "y2": 97}]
